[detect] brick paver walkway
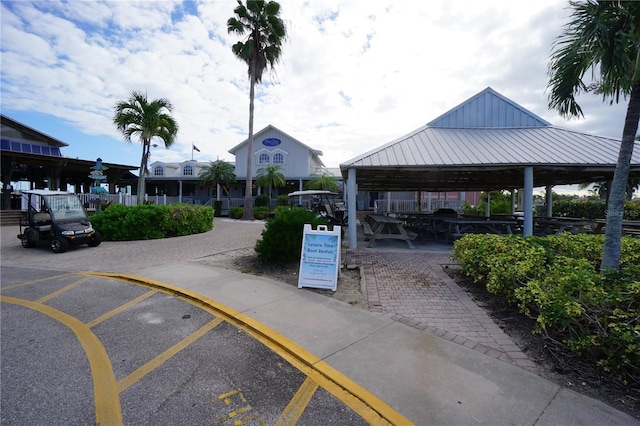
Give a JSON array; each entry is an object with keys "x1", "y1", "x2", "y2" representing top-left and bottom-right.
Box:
[{"x1": 343, "y1": 250, "x2": 537, "y2": 371}]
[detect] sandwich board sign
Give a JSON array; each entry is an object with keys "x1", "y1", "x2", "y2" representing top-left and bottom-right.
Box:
[{"x1": 298, "y1": 224, "x2": 340, "y2": 291}]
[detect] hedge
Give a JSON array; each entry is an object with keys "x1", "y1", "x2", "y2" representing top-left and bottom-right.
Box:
[{"x1": 452, "y1": 233, "x2": 640, "y2": 383}]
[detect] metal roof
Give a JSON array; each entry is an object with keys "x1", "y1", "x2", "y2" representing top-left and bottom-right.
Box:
[{"x1": 340, "y1": 88, "x2": 640, "y2": 192}]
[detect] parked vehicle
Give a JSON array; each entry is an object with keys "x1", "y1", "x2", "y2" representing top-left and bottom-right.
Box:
[{"x1": 17, "y1": 190, "x2": 102, "y2": 253}]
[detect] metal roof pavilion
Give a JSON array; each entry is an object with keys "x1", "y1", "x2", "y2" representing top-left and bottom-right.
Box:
[
  {"x1": 340, "y1": 87, "x2": 640, "y2": 192},
  {"x1": 340, "y1": 87, "x2": 640, "y2": 248}
]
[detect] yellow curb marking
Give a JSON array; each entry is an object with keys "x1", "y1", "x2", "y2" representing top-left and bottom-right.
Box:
[
  {"x1": 36, "y1": 275, "x2": 92, "y2": 303},
  {"x1": 0, "y1": 272, "x2": 75, "y2": 291},
  {"x1": 86, "y1": 272, "x2": 413, "y2": 425},
  {"x1": 275, "y1": 376, "x2": 318, "y2": 426},
  {"x1": 117, "y1": 318, "x2": 224, "y2": 393},
  {"x1": 87, "y1": 290, "x2": 157, "y2": 328},
  {"x1": 0, "y1": 296, "x2": 122, "y2": 426}
]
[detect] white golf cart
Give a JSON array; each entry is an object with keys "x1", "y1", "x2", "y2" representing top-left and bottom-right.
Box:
[{"x1": 17, "y1": 190, "x2": 102, "y2": 253}]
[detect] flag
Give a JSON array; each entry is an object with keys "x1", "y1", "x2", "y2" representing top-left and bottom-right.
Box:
[{"x1": 192, "y1": 144, "x2": 201, "y2": 152}]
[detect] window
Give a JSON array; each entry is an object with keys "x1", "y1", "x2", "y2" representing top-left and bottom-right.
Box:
[
  {"x1": 273, "y1": 153, "x2": 284, "y2": 164},
  {"x1": 259, "y1": 153, "x2": 270, "y2": 164},
  {"x1": 183, "y1": 165, "x2": 193, "y2": 176},
  {"x1": 154, "y1": 166, "x2": 164, "y2": 176}
]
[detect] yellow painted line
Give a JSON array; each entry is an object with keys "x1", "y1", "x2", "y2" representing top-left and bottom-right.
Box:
[
  {"x1": 0, "y1": 272, "x2": 75, "y2": 291},
  {"x1": 87, "y1": 290, "x2": 157, "y2": 328},
  {"x1": 37, "y1": 276, "x2": 92, "y2": 303},
  {"x1": 117, "y1": 318, "x2": 224, "y2": 393},
  {"x1": 1, "y1": 296, "x2": 122, "y2": 425},
  {"x1": 275, "y1": 377, "x2": 318, "y2": 426},
  {"x1": 86, "y1": 272, "x2": 412, "y2": 425}
]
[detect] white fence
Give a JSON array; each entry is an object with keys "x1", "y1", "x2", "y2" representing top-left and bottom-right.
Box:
[{"x1": 373, "y1": 199, "x2": 463, "y2": 213}]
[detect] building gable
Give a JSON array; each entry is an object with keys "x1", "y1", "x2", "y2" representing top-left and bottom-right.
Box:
[
  {"x1": 427, "y1": 87, "x2": 550, "y2": 128},
  {"x1": 229, "y1": 125, "x2": 325, "y2": 178}
]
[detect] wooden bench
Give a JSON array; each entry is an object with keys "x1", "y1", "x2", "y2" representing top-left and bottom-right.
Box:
[{"x1": 362, "y1": 221, "x2": 375, "y2": 238}]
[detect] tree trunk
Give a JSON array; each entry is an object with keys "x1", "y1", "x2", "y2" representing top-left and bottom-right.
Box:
[
  {"x1": 600, "y1": 81, "x2": 640, "y2": 271},
  {"x1": 137, "y1": 142, "x2": 149, "y2": 205},
  {"x1": 242, "y1": 69, "x2": 256, "y2": 220}
]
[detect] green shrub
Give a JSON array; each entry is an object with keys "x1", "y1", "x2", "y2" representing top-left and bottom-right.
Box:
[
  {"x1": 622, "y1": 200, "x2": 640, "y2": 220},
  {"x1": 553, "y1": 200, "x2": 606, "y2": 218},
  {"x1": 452, "y1": 233, "x2": 640, "y2": 383},
  {"x1": 255, "y1": 208, "x2": 328, "y2": 261},
  {"x1": 255, "y1": 194, "x2": 270, "y2": 207},
  {"x1": 253, "y1": 206, "x2": 271, "y2": 220},
  {"x1": 228, "y1": 206, "x2": 244, "y2": 219},
  {"x1": 277, "y1": 194, "x2": 289, "y2": 206},
  {"x1": 90, "y1": 204, "x2": 213, "y2": 240},
  {"x1": 272, "y1": 205, "x2": 292, "y2": 216}
]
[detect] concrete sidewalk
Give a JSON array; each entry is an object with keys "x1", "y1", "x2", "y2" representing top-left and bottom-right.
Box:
[{"x1": 132, "y1": 261, "x2": 639, "y2": 425}]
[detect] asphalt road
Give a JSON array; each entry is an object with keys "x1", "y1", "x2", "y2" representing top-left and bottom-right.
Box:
[{"x1": 0, "y1": 221, "x2": 394, "y2": 425}]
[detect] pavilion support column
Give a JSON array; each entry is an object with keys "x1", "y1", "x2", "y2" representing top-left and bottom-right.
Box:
[
  {"x1": 179, "y1": 180, "x2": 183, "y2": 203},
  {"x1": 484, "y1": 192, "x2": 491, "y2": 217},
  {"x1": 347, "y1": 168, "x2": 357, "y2": 249},
  {"x1": 545, "y1": 185, "x2": 553, "y2": 217},
  {"x1": 386, "y1": 191, "x2": 391, "y2": 212},
  {"x1": 523, "y1": 167, "x2": 534, "y2": 236}
]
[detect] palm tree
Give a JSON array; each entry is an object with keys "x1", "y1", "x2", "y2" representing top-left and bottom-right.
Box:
[
  {"x1": 547, "y1": 0, "x2": 640, "y2": 271},
  {"x1": 113, "y1": 90, "x2": 178, "y2": 206},
  {"x1": 305, "y1": 172, "x2": 340, "y2": 192},
  {"x1": 198, "y1": 160, "x2": 237, "y2": 200},
  {"x1": 256, "y1": 164, "x2": 285, "y2": 200},
  {"x1": 227, "y1": 0, "x2": 286, "y2": 220}
]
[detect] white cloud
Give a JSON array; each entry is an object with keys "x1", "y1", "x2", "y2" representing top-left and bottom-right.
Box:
[{"x1": 0, "y1": 0, "x2": 632, "y2": 169}]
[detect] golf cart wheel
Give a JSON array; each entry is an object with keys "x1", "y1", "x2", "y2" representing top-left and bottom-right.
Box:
[
  {"x1": 87, "y1": 231, "x2": 102, "y2": 247},
  {"x1": 50, "y1": 236, "x2": 69, "y2": 253},
  {"x1": 21, "y1": 236, "x2": 36, "y2": 248}
]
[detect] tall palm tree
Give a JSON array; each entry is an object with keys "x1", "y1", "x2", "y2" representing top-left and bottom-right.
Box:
[
  {"x1": 198, "y1": 160, "x2": 237, "y2": 200},
  {"x1": 305, "y1": 172, "x2": 340, "y2": 192},
  {"x1": 547, "y1": 0, "x2": 640, "y2": 271},
  {"x1": 227, "y1": 0, "x2": 286, "y2": 220},
  {"x1": 256, "y1": 164, "x2": 285, "y2": 200},
  {"x1": 113, "y1": 90, "x2": 178, "y2": 206}
]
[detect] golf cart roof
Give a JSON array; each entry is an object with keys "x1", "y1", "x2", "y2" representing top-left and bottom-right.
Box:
[
  {"x1": 22, "y1": 190, "x2": 75, "y2": 196},
  {"x1": 288, "y1": 190, "x2": 338, "y2": 197}
]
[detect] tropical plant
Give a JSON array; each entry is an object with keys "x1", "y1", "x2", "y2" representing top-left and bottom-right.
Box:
[
  {"x1": 198, "y1": 160, "x2": 236, "y2": 200},
  {"x1": 305, "y1": 172, "x2": 340, "y2": 192},
  {"x1": 547, "y1": 0, "x2": 640, "y2": 270},
  {"x1": 113, "y1": 90, "x2": 179, "y2": 206},
  {"x1": 256, "y1": 164, "x2": 285, "y2": 200},
  {"x1": 227, "y1": 0, "x2": 287, "y2": 220}
]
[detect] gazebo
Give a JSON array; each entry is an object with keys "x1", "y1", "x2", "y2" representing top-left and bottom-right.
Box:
[{"x1": 340, "y1": 87, "x2": 640, "y2": 248}]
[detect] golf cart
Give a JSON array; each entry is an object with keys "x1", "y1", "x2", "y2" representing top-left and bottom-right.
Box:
[
  {"x1": 287, "y1": 190, "x2": 348, "y2": 228},
  {"x1": 17, "y1": 190, "x2": 102, "y2": 253}
]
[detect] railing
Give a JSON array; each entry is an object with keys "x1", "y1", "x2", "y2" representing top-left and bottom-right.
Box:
[{"x1": 373, "y1": 199, "x2": 463, "y2": 213}]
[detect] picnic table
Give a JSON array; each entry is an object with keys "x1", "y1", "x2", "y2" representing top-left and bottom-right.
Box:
[
  {"x1": 533, "y1": 217, "x2": 591, "y2": 236},
  {"x1": 362, "y1": 214, "x2": 418, "y2": 248},
  {"x1": 591, "y1": 219, "x2": 640, "y2": 237},
  {"x1": 444, "y1": 218, "x2": 519, "y2": 242}
]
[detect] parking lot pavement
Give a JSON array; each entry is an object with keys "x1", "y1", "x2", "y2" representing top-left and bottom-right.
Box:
[{"x1": 0, "y1": 266, "x2": 407, "y2": 425}]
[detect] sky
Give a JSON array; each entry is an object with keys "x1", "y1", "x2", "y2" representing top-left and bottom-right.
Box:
[{"x1": 0, "y1": 0, "x2": 631, "y2": 193}]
